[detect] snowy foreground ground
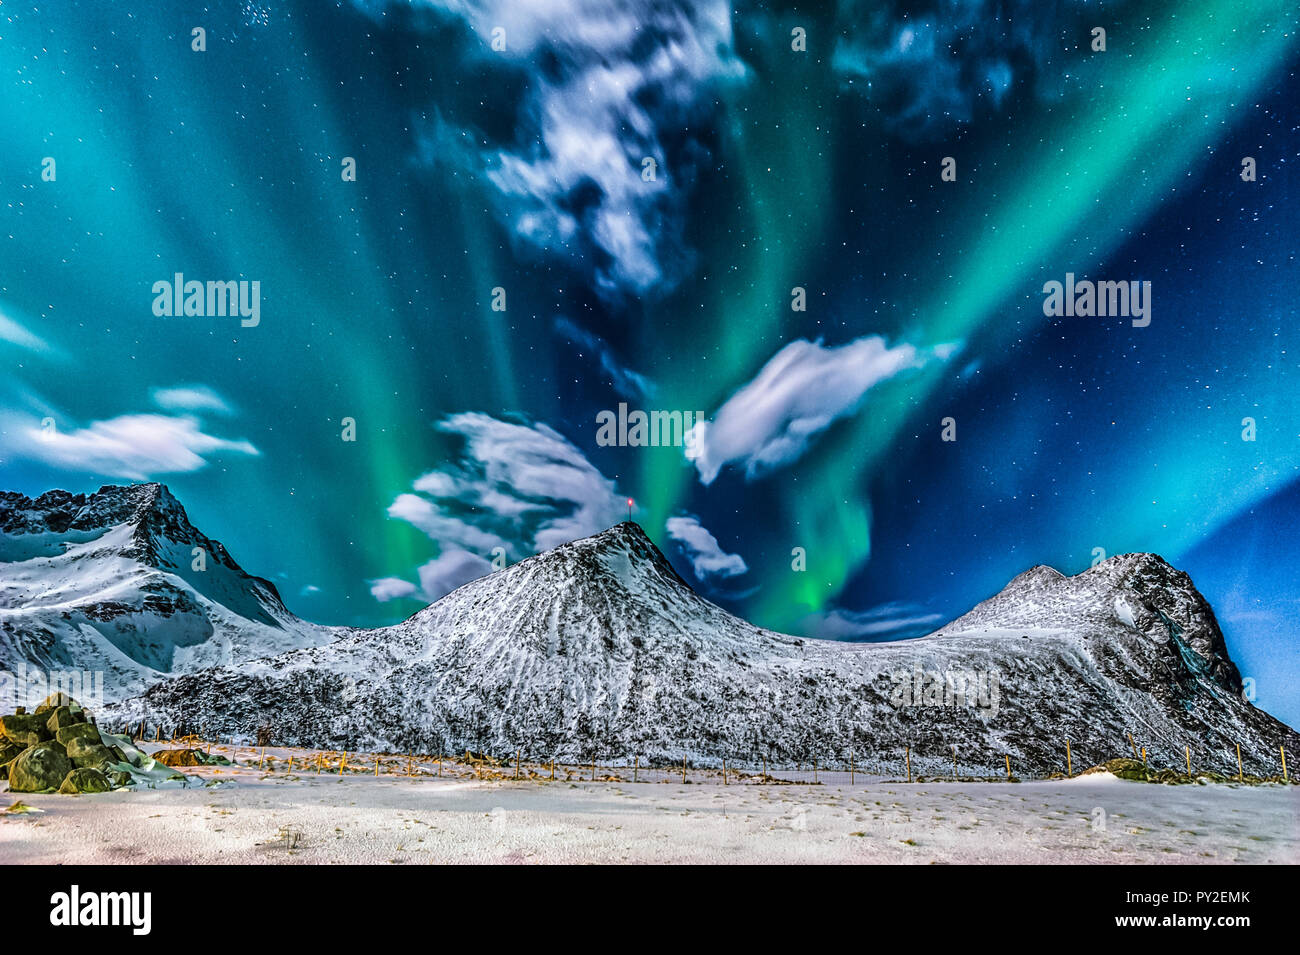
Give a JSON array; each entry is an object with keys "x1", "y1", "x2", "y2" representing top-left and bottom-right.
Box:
[{"x1": 2, "y1": 744, "x2": 1296, "y2": 864}]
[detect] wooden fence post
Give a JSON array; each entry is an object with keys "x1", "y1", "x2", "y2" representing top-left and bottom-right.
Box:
[
  {"x1": 316, "y1": 753, "x2": 321, "y2": 774},
  {"x1": 905, "y1": 746, "x2": 911, "y2": 783},
  {"x1": 634, "y1": 755, "x2": 638, "y2": 783},
  {"x1": 374, "y1": 756, "x2": 379, "y2": 777},
  {"x1": 259, "y1": 747, "x2": 265, "y2": 770},
  {"x1": 1140, "y1": 746, "x2": 1146, "y2": 767},
  {"x1": 682, "y1": 755, "x2": 687, "y2": 784},
  {"x1": 1185, "y1": 746, "x2": 1191, "y2": 777},
  {"x1": 340, "y1": 751, "x2": 347, "y2": 776},
  {"x1": 1281, "y1": 746, "x2": 1288, "y2": 783},
  {"x1": 1236, "y1": 743, "x2": 1243, "y2": 782},
  {"x1": 952, "y1": 746, "x2": 958, "y2": 780},
  {"x1": 1066, "y1": 738, "x2": 1072, "y2": 778},
  {"x1": 1005, "y1": 754, "x2": 1011, "y2": 780},
  {"x1": 850, "y1": 749, "x2": 855, "y2": 786},
  {"x1": 1128, "y1": 732, "x2": 1138, "y2": 760},
  {"x1": 516, "y1": 749, "x2": 521, "y2": 781},
  {"x1": 723, "y1": 758, "x2": 727, "y2": 786}
]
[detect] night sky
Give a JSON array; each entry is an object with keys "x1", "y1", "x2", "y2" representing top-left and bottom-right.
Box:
[{"x1": 2, "y1": 1, "x2": 1297, "y2": 725}]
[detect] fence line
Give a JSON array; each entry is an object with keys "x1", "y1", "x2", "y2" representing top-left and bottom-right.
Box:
[{"x1": 128, "y1": 730, "x2": 1294, "y2": 786}]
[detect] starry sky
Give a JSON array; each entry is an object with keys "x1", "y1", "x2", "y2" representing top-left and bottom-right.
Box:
[{"x1": 2, "y1": 0, "x2": 1298, "y2": 726}]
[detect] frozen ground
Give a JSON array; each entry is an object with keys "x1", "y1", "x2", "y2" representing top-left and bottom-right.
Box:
[{"x1": 2, "y1": 745, "x2": 1296, "y2": 864}]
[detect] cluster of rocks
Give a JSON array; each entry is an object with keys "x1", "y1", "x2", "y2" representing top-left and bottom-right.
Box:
[{"x1": 1, "y1": 693, "x2": 186, "y2": 794}]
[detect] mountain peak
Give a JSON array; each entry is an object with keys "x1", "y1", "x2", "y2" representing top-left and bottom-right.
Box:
[
  {"x1": 560, "y1": 520, "x2": 692, "y2": 591},
  {"x1": 944, "y1": 551, "x2": 1241, "y2": 693},
  {"x1": 1, "y1": 482, "x2": 331, "y2": 698}
]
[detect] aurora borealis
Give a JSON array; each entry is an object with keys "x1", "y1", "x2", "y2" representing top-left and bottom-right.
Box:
[{"x1": 2, "y1": 1, "x2": 1297, "y2": 724}]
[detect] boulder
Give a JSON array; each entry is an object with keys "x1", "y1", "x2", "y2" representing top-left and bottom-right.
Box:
[
  {"x1": 54, "y1": 722, "x2": 101, "y2": 746},
  {"x1": 68, "y1": 740, "x2": 114, "y2": 769},
  {"x1": 44, "y1": 705, "x2": 85, "y2": 734},
  {"x1": 36, "y1": 696, "x2": 72, "y2": 717},
  {"x1": 154, "y1": 748, "x2": 203, "y2": 767},
  {"x1": 8, "y1": 744, "x2": 72, "y2": 793},
  {"x1": 59, "y1": 767, "x2": 111, "y2": 794},
  {"x1": 1, "y1": 713, "x2": 52, "y2": 747},
  {"x1": 108, "y1": 770, "x2": 133, "y2": 789}
]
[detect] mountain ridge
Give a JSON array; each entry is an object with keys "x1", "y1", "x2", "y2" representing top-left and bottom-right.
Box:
[
  {"x1": 52, "y1": 490, "x2": 1285, "y2": 776},
  {"x1": 3, "y1": 483, "x2": 1294, "y2": 775},
  {"x1": 0, "y1": 482, "x2": 334, "y2": 700}
]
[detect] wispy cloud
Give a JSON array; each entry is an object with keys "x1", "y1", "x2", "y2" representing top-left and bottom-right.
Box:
[
  {"x1": 387, "y1": 0, "x2": 746, "y2": 300},
  {"x1": 690, "y1": 336, "x2": 958, "y2": 484},
  {"x1": 555, "y1": 317, "x2": 654, "y2": 400},
  {"x1": 0, "y1": 308, "x2": 53, "y2": 354},
  {"x1": 377, "y1": 412, "x2": 629, "y2": 603},
  {"x1": 0, "y1": 387, "x2": 257, "y2": 480},
  {"x1": 666, "y1": 515, "x2": 748, "y2": 581},
  {"x1": 831, "y1": 0, "x2": 1094, "y2": 141},
  {"x1": 802, "y1": 602, "x2": 944, "y2": 641},
  {"x1": 150, "y1": 385, "x2": 234, "y2": 416}
]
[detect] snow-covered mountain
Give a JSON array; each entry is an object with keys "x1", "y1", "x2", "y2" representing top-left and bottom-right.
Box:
[
  {"x1": 106, "y1": 517, "x2": 1298, "y2": 776},
  {"x1": 0, "y1": 483, "x2": 335, "y2": 701}
]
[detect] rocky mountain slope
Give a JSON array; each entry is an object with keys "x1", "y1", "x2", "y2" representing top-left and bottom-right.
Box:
[
  {"x1": 103, "y1": 518, "x2": 1298, "y2": 776},
  {"x1": 0, "y1": 484, "x2": 335, "y2": 703}
]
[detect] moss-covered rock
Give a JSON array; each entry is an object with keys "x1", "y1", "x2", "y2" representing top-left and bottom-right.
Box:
[
  {"x1": 8, "y1": 744, "x2": 73, "y2": 792},
  {"x1": 44, "y1": 705, "x2": 85, "y2": 734},
  {"x1": 59, "y1": 767, "x2": 111, "y2": 794},
  {"x1": 68, "y1": 740, "x2": 114, "y2": 768},
  {"x1": 54, "y1": 722, "x2": 100, "y2": 746},
  {"x1": 154, "y1": 748, "x2": 203, "y2": 767},
  {"x1": 1, "y1": 713, "x2": 52, "y2": 748}
]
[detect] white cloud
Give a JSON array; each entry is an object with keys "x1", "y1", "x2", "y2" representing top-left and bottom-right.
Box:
[
  {"x1": 150, "y1": 385, "x2": 234, "y2": 416},
  {"x1": 399, "y1": 0, "x2": 746, "y2": 298},
  {"x1": 369, "y1": 577, "x2": 419, "y2": 602},
  {"x1": 803, "y1": 602, "x2": 944, "y2": 641},
  {"x1": 0, "y1": 411, "x2": 259, "y2": 481},
  {"x1": 690, "y1": 336, "x2": 957, "y2": 484},
  {"x1": 666, "y1": 515, "x2": 747, "y2": 580},
  {"x1": 416, "y1": 549, "x2": 494, "y2": 602},
  {"x1": 378, "y1": 413, "x2": 628, "y2": 604}
]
